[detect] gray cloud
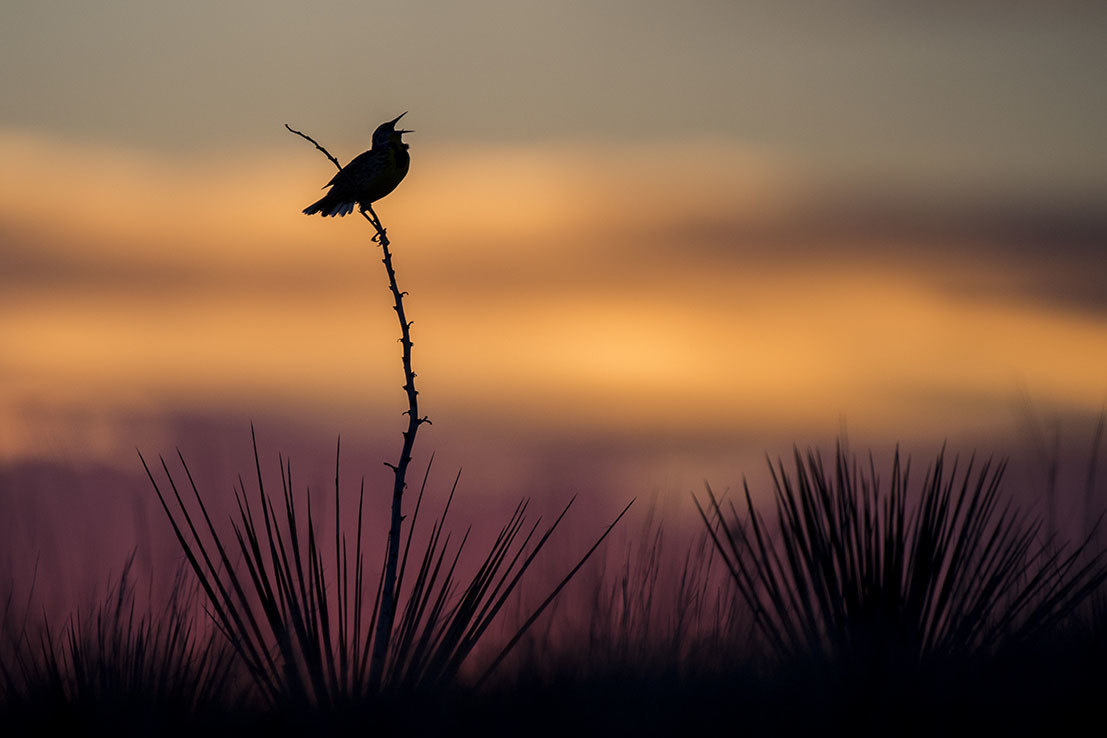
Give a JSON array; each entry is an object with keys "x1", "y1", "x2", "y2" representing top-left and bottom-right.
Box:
[{"x1": 647, "y1": 193, "x2": 1107, "y2": 314}]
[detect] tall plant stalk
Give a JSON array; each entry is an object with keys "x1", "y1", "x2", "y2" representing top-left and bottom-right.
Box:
[
  {"x1": 359, "y1": 203, "x2": 427, "y2": 689},
  {"x1": 285, "y1": 124, "x2": 428, "y2": 688}
]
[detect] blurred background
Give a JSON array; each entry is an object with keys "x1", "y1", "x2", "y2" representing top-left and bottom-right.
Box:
[{"x1": 2, "y1": 1, "x2": 1106, "y2": 607}]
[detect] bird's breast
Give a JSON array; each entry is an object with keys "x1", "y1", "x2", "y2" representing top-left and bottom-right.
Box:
[{"x1": 391, "y1": 144, "x2": 410, "y2": 178}]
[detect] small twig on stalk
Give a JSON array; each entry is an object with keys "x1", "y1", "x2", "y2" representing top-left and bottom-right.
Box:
[
  {"x1": 285, "y1": 123, "x2": 342, "y2": 171},
  {"x1": 287, "y1": 124, "x2": 428, "y2": 691}
]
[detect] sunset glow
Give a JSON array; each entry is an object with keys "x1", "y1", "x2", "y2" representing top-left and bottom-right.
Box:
[{"x1": 3, "y1": 128, "x2": 1105, "y2": 472}]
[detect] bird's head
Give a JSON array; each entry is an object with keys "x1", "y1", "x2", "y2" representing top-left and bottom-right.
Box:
[{"x1": 373, "y1": 112, "x2": 413, "y2": 149}]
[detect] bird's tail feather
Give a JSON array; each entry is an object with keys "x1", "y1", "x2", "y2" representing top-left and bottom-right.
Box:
[{"x1": 303, "y1": 191, "x2": 356, "y2": 217}]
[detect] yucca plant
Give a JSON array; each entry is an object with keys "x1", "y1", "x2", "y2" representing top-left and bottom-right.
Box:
[
  {"x1": 695, "y1": 445, "x2": 1107, "y2": 676},
  {"x1": 133, "y1": 123, "x2": 629, "y2": 719},
  {"x1": 1, "y1": 555, "x2": 236, "y2": 732},
  {"x1": 143, "y1": 431, "x2": 628, "y2": 716}
]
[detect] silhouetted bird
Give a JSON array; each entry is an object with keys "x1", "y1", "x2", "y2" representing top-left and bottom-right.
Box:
[{"x1": 303, "y1": 113, "x2": 413, "y2": 217}]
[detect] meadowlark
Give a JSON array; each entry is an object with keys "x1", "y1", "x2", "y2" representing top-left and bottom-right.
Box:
[{"x1": 302, "y1": 112, "x2": 413, "y2": 217}]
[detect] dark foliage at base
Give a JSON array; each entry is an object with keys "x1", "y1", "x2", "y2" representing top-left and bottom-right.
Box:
[
  {"x1": 1, "y1": 556, "x2": 238, "y2": 737},
  {"x1": 4, "y1": 442, "x2": 1107, "y2": 736}
]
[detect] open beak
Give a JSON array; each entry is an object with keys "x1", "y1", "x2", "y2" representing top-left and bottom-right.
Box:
[{"x1": 389, "y1": 111, "x2": 413, "y2": 135}]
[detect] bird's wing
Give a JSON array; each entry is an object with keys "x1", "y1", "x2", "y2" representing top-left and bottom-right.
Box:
[{"x1": 324, "y1": 149, "x2": 382, "y2": 189}]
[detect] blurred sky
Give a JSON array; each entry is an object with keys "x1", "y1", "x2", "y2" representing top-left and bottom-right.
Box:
[{"x1": 2, "y1": 0, "x2": 1107, "y2": 516}]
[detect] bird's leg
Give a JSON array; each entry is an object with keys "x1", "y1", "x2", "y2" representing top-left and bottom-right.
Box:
[
  {"x1": 364, "y1": 204, "x2": 387, "y2": 242},
  {"x1": 363, "y1": 208, "x2": 385, "y2": 242}
]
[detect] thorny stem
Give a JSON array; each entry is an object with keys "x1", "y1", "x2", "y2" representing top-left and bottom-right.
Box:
[
  {"x1": 287, "y1": 124, "x2": 429, "y2": 691},
  {"x1": 361, "y1": 203, "x2": 429, "y2": 690}
]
